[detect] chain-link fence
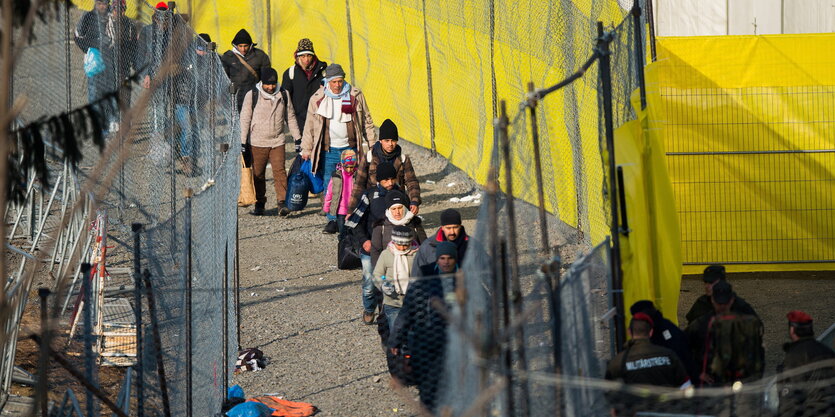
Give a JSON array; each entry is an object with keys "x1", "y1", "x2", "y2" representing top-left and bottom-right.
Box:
[{"x1": 3, "y1": 1, "x2": 238, "y2": 415}]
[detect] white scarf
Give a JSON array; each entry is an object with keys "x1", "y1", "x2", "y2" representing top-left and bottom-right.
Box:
[
  {"x1": 316, "y1": 94, "x2": 353, "y2": 123},
  {"x1": 385, "y1": 206, "x2": 414, "y2": 226},
  {"x1": 388, "y1": 241, "x2": 419, "y2": 295},
  {"x1": 256, "y1": 82, "x2": 278, "y2": 101}
]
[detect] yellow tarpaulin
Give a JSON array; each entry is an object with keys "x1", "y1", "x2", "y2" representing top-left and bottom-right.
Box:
[
  {"x1": 616, "y1": 93, "x2": 682, "y2": 325},
  {"x1": 647, "y1": 34, "x2": 835, "y2": 272}
]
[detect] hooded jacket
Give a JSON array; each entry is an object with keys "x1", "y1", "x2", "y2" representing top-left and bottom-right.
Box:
[
  {"x1": 239, "y1": 87, "x2": 301, "y2": 148},
  {"x1": 221, "y1": 30, "x2": 271, "y2": 110}
]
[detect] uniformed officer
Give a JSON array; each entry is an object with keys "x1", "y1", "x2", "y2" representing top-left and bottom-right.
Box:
[
  {"x1": 630, "y1": 300, "x2": 695, "y2": 381},
  {"x1": 606, "y1": 313, "x2": 692, "y2": 388},
  {"x1": 605, "y1": 313, "x2": 692, "y2": 415},
  {"x1": 685, "y1": 264, "x2": 758, "y2": 325},
  {"x1": 777, "y1": 310, "x2": 835, "y2": 416}
]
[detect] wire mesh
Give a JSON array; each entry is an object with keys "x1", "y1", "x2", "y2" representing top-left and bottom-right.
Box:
[{"x1": 5, "y1": 1, "x2": 238, "y2": 414}]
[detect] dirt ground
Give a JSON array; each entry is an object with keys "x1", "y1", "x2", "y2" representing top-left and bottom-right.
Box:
[{"x1": 231, "y1": 140, "x2": 481, "y2": 416}]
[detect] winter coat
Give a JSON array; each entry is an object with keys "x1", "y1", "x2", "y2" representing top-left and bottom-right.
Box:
[
  {"x1": 372, "y1": 247, "x2": 418, "y2": 308},
  {"x1": 75, "y1": 10, "x2": 138, "y2": 80},
  {"x1": 349, "y1": 142, "x2": 421, "y2": 212},
  {"x1": 281, "y1": 59, "x2": 328, "y2": 130},
  {"x1": 300, "y1": 86, "x2": 377, "y2": 173},
  {"x1": 349, "y1": 185, "x2": 402, "y2": 254},
  {"x1": 777, "y1": 337, "x2": 835, "y2": 416},
  {"x1": 221, "y1": 47, "x2": 271, "y2": 110},
  {"x1": 412, "y1": 227, "x2": 469, "y2": 271},
  {"x1": 239, "y1": 88, "x2": 301, "y2": 148},
  {"x1": 370, "y1": 217, "x2": 426, "y2": 266},
  {"x1": 323, "y1": 167, "x2": 354, "y2": 216},
  {"x1": 685, "y1": 293, "x2": 758, "y2": 326}
]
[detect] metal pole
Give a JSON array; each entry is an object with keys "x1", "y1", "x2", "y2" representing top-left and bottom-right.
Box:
[
  {"x1": 210, "y1": 42, "x2": 218, "y2": 174},
  {"x1": 632, "y1": 2, "x2": 647, "y2": 110},
  {"x1": 82, "y1": 263, "x2": 96, "y2": 417},
  {"x1": 143, "y1": 270, "x2": 172, "y2": 417},
  {"x1": 223, "y1": 242, "x2": 230, "y2": 393},
  {"x1": 544, "y1": 257, "x2": 563, "y2": 417},
  {"x1": 526, "y1": 82, "x2": 550, "y2": 254},
  {"x1": 421, "y1": 0, "x2": 437, "y2": 156},
  {"x1": 131, "y1": 223, "x2": 144, "y2": 417},
  {"x1": 597, "y1": 22, "x2": 626, "y2": 351},
  {"x1": 345, "y1": 0, "x2": 355, "y2": 82},
  {"x1": 184, "y1": 188, "x2": 193, "y2": 417},
  {"x1": 498, "y1": 100, "x2": 531, "y2": 416},
  {"x1": 499, "y1": 241, "x2": 514, "y2": 416},
  {"x1": 235, "y1": 212, "x2": 241, "y2": 350},
  {"x1": 617, "y1": 167, "x2": 630, "y2": 235},
  {"x1": 37, "y1": 288, "x2": 51, "y2": 417},
  {"x1": 646, "y1": 0, "x2": 657, "y2": 61}
]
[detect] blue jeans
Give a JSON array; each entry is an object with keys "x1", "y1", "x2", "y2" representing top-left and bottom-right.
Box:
[
  {"x1": 383, "y1": 304, "x2": 401, "y2": 335},
  {"x1": 87, "y1": 69, "x2": 117, "y2": 129},
  {"x1": 361, "y1": 254, "x2": 380, "y2": 314},
  {"x1": 322, "y1": 146, "x2": 354, "y2": 195},
  {"x1": 174, "y1": 104, "x2": 194, "y2": 158}
]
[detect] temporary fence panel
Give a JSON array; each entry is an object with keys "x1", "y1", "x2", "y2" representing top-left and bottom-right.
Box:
[
  {"x1": 6, "y1": 1, "x2": 240, "y2": 415},
  {"x1": 646, "y1": 34, "x2": 835, "y2": 271}
]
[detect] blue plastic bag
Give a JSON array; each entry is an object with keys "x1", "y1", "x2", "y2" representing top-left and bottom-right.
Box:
[
  {"x1": 301, "y1": 158, "x2": 325, "y2": 195},
  {"x1": 83, "y1": 47, "x2": 105, "y2": 77},
  {"x1": 285, "y1": 156, "x2": 310, "y2": 211},
  {"x1": 228, "y1": 385, "x2": 244, "y2": 400},
  {"x1": 225, "y1": 401, "x2": 273, "y2": 417}
]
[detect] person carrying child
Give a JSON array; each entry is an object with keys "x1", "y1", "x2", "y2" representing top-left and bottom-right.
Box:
[{"x1": 322, "y1": 149, "x2": 357, "y2": 237}]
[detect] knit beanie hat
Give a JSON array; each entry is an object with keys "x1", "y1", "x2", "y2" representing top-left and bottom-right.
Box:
[
  {"x1": 385, "y1": 190, "x2": 406, "y2": 209},
  {"x1": 232, "y1": 29, "x2": 253, "y2": 45},
  {"x1": 379, "y1": 119, "x2": 399, "y2": 141},
  {"x1": 260, "y1": 68, "x2": 278, "y2": 84},
  {"x1": 440, "y1": 208, "x2": 462, "y2": 226},
  {"x1": 435, "y1": 241, "x2": 458, "y2": 260},
  {"x1": 376, "y1": 163, "x2": 397, "y2": 181},
  {"x1": 391, "y1": 226, "x2": 414, "y2": 246},
  {"x1": 324, "y1": 63, "x2": 346, "y2": 80},
  {"x1": 295, "y1": 38, "x2": 315, "y2": 56},
  {"x1": 198, "y1": 33, "x2": 212, "y2": 43}
]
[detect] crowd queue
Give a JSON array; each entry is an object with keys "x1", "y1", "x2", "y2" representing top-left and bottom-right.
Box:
[{"x1": 76, "y1": 2, "x2": 834, "y2": 415}]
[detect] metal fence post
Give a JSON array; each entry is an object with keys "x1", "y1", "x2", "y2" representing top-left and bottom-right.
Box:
[
  {"x1": 82, "y1": 263, "x2": 96, "y2": 417},
  {"x1": 184, "y1": 188, "x2": 193, "y2": 417},
  {"x1": 143, "y1": 269, "x2": 172, "y2": 417},
  {"x1": 223, "y1": 241, "x2": 230, "y2": 393},
  {"x1": 632, "y1": 2, "x2": 647, "y2": 110},
  {"x1": 131, "y1": 223, "x2": 144, "y2": 417},
  {"x1": 597, "y1": 22, "x2": 626, "y2": 351},
  {"x1": 37, "y1": 288, "x2": 51, "y2": 417},
  {"x1": 526, "y1": 82, "x2": 550, "y2": 254},
  {"x1": 421, "y1": 0, "x2": 437, "y2": 156},
  {"x1": 498, "y1": 100, "x2": 531, "y2": 417}
]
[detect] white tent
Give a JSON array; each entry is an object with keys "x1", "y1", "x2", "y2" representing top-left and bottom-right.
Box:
[{"x1": 652, "y1": 0, "x2": 835, "y2": 36}]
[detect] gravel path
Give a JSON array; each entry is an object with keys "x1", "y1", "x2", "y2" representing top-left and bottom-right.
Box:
[{"x1": 232, "y1": 140, "x2": 480, "y2": 416}]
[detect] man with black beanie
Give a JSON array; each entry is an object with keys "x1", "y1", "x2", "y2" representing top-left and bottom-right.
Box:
[
  {"x1": 349, "y1": 119, "x2": 421, "y2": 214},
  {"x1": 345, "y1": 162, "x2": 403, "y2": 324},
  {"x1": 281, "y1": 38, "x2": 328, "y2": 142},
  {"x1": 412, "y1": 208, "x2": 469, "y2": 271},
  {"x1": 685, "y1": 264, "x2": 758, "y2": 325},
  {"x1": 239, "y1": 67, "x2": 301, "y2": 216},
  {"x1": 221, "y1": 28, "x2": 271, "y2": 112}
]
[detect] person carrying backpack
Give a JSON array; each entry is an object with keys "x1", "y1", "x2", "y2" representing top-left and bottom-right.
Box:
[
  {"x1": 322, "y1": 149, "x2": 357, "y2": 237},
  {"x1": 281, "y1": 38, "x2": 328, "y2": 136},
  {"x1": 240, "y1": 67, "x2": 301, "y2": 216},
  {"x1": 686, "y1": 280, "x2": 764, "y2": 387},
  {"x1": 348, "y1": 119, "x2": 421, "y2": 214}
]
